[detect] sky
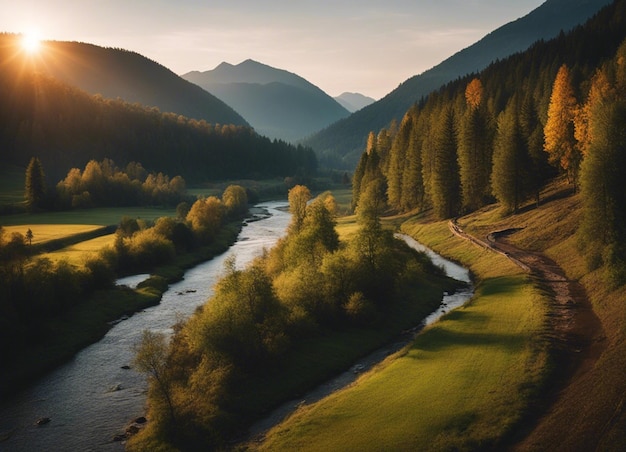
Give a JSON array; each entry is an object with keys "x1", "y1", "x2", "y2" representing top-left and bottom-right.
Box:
[{"x1": 2, "y1": 1, "x2": 546, "y2": 99}]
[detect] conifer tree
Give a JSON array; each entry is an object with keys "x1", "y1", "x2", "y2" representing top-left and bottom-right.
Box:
[
  {"x1": 458, "y1": 78, "x2": 493, "y2": 212},
  {"x1": 400, "y1": 112, "x2": 426, "y2": 212},
  {"x1": 386, "y1": 113, "x2": 412, "y2": 210},
  {"x1": 492, "y1": 99, "x2": 529, "y2": 213},
  {"x1": 24, "y1": 157, "x2": 46, "y2": 210},
  {"x1": 431, "y1": 107, "x2": 461, "y2": 219}
]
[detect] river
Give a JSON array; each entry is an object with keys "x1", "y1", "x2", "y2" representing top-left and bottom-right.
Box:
[
  {"x1": 0, "y1": 207, "x2": 473, "y2": 451},
  {"x1": 0, "y1": 201, "x2": 291, "y2": 452}
]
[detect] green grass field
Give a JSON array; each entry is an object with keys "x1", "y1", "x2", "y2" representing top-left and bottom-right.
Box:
[
  {"x1": 2, "y1": 224, "x2": 103, "y2": 244},
  {"x1": 256, "y1": 218, "x2": 549, "y2": 451},
  {"x1": 0, "y1": 206, "x2": 176, "y2": 227},
  {"x1": 41, "y1": 234, "x2": 115, "y2": 263}
]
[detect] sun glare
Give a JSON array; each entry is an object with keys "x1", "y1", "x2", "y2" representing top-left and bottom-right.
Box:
[{"x1": 21, "y1": 32, "x2": 42, "y2": 54}]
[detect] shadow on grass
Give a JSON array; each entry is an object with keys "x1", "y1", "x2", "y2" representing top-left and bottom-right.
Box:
[
  {"x1": 475, "y1": 276, "x2": 525, "y2": 297},
  {"x1": 411, "y1": 319, "x2": 524, "y2": 354}
]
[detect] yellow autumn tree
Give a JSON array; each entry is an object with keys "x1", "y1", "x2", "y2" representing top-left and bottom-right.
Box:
[
  {"x1": 465, "y1": 78, "x2": 484, "y2": 111},
  {"x1": 544, "y1": 64, "x2": 580, "y2": 184}
]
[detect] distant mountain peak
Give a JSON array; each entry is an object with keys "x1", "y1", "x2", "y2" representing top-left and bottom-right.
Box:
[
  {"x1": 182, "y1": 60, "x2": 350, "y2": 142},
  {"x1": 335, "y1": 92, "x2": 376, "y2": 112}
]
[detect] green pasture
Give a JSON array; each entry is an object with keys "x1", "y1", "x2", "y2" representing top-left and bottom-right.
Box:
[
  {"x1": 2, "y1": 224, "x2": 103, "y2": 245},
  {"x1": 41, "y1": 234, "x2": 115, "y2": 264},
  {"x1": 0, "y1": 206, "x2": 176, "y2": 227},
  {"x1": 257, "y1": 218, "x2": 549, "y2": 451}
]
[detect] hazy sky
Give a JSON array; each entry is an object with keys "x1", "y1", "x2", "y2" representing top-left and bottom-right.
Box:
[{"x1": 3, "y1": 1, "x2": 546, "y2": 99}]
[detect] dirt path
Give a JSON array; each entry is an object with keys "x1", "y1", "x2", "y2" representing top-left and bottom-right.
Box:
[{"x1": 448, "y1": 221, "x2": 605, "y2": 450}]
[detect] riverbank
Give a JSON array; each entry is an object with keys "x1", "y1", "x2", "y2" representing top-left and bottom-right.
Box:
[
  {"x1": 255, "y1": 213, "x2": 550, "y2": 451},
  {"x1": 0, "y1": 221, "x2": 242, "y2": 399}
]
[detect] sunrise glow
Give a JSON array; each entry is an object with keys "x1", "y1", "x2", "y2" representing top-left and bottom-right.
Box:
[{"x1": 20, "y1": 31, "x2": 42, "y2": 54}]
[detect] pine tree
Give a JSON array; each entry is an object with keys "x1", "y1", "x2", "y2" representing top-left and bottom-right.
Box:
[
  {"x1": 492, "y1": 99, "x2": 528, "y2": 213},
  {"x1": 579, "y1": 99, "x2": 626, "y2": 280},
  {"x1": 386, "y1": 113, "x2": 412, "y2": 211},
  {"x1": 24, "y1": 157, "x2": 46, "y2": 210},
  {"x1": 431, "y1": 107, "x2": 461, "y2": 219},
  {"x1": 400, "y1": 112, "x2": 426, "y2": 212},
  {"x1": 457, "y1": 79, "x2": 493, "y2": 212}
]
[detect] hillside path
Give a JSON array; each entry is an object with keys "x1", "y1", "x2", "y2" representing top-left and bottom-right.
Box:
[{"x1": 448, "y1": 220, "x2": 605, "y2": 450}]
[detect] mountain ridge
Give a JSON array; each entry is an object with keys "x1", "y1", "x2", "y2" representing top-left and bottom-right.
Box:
[{"x1": 27, "y1": 40, "x2": 249, "y2": 127}]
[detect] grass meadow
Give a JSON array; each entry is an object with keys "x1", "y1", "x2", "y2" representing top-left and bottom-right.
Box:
[{"x1": 256, "y1": 216, "x2": 549, "y2": 451}]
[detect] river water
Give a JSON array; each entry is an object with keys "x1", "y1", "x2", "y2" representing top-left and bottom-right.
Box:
[
  {"x1": 0, "y1": 207, "x2": 472, "y2": 452},
  {"x1": 0, "y1": 201, "x2": 291, "y2": 451}
]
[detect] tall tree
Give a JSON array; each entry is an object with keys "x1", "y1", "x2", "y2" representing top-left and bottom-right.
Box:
[
  {"x1": 458, "y1": 78, "x2": 493, "y2": 212},
  {"x1": 491, "y1": 99, "x2": 529, "y2": 213},
  {"x1": 287, "y1": 185, "x2": 311, "y2": 234},
  {"x1": 24, "y1": 157, "x2": 46, "y2": 210},
  {"x1": 386, "y1": 113, "x2": 412, "y2": 210},
  {"x1": 431, "y1": 107, "x2": 461, "y2": 219},
  {"x1": 579, "y1": 99, "x2": 626, "y2": 280},
  {"x1": 544, "y1": 64, "x2": 580, "y2": 185}
]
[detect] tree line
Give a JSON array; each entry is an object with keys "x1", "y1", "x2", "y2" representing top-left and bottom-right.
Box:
[
  {"x1": 352, "y1": 2, "x2": 626, "y2": 284},
  {"x1": 25, "y1": 157, "x2": 189, "y2": 211},
  {"x1": 129, "y1": 185, "x2": 452, "y2": 450}
]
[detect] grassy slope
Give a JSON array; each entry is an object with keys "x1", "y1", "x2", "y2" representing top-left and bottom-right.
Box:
[
  {"x1": 458, "y1": 179, "x2": 626, "y2": 451},
  {"x1": 257, "y1": 215, "x2": 550, "y2": 451}
]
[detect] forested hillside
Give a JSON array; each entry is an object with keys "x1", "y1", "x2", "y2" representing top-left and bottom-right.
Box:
[
  {"x1": 0, "y1": 34, "x2": 317, "y2": 184},
  {"x1": 18, "y1": 39, "x2": 248, "y2": 126},
  {"x1": 304, "y1": 0, "x2": 613, "y2": 168},
  {"x1": 352, "y1": 0, "x2": 626, "y2": 281}
]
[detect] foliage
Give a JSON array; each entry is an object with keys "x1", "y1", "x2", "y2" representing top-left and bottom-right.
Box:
[
  {"x1": 349, "y1": 0, "x2": 626, "y2": 220},
  {"x1": 56, "y1": 158, "x2": 187, "y2": 209},
  {"x1": 578, "y1": 45, "x2": 626, "y2": 281},
  {"x1": 24, "y1": 157, "x2": 46, "y2": 211},
  {"x1": 544, "y1": 64, "x2": 580, "y2": 183},
  {"x1": 133, "y1": 187, "x2": 451, "y2": 449}
]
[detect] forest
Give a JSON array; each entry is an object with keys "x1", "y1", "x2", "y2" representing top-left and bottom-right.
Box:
[
  {"x1": 352, "y1": 0, "x2": 626, "y2": 284},
  {"x1": 0, "y1": 33, "x2": 317, "y2": 184}
]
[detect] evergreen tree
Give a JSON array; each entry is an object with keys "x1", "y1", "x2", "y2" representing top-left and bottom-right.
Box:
[
  {"x1": 492, "y1": 99, "x2": 528, "y2": 213},
  {"x1": 400, "y1": 111, "x2": 426, "y2": 212},
  {"x1": 386, "y1": 113, "x2": 412, "y2": 211},
  {"x1": 457, "y1": 79, "x2": 493, "y2": 212},
  {"x1": 24, "y1": 157, "x2": 46, "y2": 210},
  {"x1": 431, "y1": 107, "x2": 461, "y2": 219},
  {"x1": 520, "y1": 93, "x2": 552, "y2": 205}
]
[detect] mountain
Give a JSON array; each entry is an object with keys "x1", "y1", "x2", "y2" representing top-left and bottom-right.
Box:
[
  {"x1": 28, "y1": 40, "x2": 248, "y2": 126},
  {"x1": 0, "y1": 34, "x2": 316, "y2": 184},
  {"x1": 334, "y1": 92, "x2": 376, "y2": 113},
  {"x1": 303, "y1": 0, "x2": 614, "y2": 168},
  {"x1": 182, "y1": 59, "x2": 350, "y2": 143}
]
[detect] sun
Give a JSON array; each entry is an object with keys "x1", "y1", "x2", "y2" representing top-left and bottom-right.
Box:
[{"x1": 21, "y1": 31, "x2": 42, "y2": 54}]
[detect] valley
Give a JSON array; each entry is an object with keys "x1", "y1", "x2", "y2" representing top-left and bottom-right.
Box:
[{"x1": 1, "y1": 0, "x2": 625, "y2": 450}]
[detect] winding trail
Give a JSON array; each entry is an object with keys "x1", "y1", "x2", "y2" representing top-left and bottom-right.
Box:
[{"x1": 448, "y1": 220, "x2": 605, "y2": 450}]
